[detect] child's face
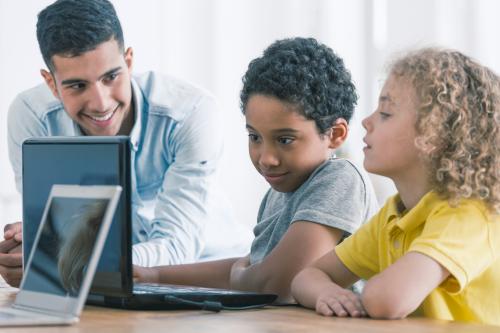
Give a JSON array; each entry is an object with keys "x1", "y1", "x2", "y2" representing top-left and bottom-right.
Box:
[
  {"x1": 245, "y1": 94, "x2": 333, "y2": 192},
  {"x1": 362, "y1": 75, "x2": 425, "y2": 181}
]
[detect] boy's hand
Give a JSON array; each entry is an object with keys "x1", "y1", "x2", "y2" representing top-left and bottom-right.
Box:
[
  {"x1": 133, "y1": 265, "x2": 160, "y2": 283},
  {"x1": 316, "y1": 284, "x2": 367, "y2": 317}
]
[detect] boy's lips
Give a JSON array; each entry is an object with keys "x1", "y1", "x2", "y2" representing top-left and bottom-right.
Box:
[{"x1": 262, "y1": 172, "x2": 289, "y2": 184}]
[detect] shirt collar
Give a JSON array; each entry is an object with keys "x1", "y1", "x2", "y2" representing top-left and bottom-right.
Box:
[
  {"x1": 395, "y1": 191, "x2": 441, "y2": 231},
  {"x1": 128, "y1": 77, "x2": 143, "y2": 152}
]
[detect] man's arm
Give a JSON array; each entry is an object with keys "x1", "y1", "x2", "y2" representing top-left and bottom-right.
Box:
[
  {"x1": 229, "y1": 221, "x2": 344, "y2": 303},
  {"x1": 132, "y1": 94, "x2": 227, "y2": 266}
]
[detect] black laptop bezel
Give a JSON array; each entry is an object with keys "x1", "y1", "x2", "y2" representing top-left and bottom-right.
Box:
[{"x1": 22, "y1": 136, "x2": 133, "y2": 297}]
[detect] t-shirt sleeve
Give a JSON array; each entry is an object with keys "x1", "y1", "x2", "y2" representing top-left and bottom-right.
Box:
[
  {"x1": 291, "y1": 160, "x2": 370, "y2": 234},
  {"x1": 335, "y1": 211, "x2": 382, "y2": 279},
  {"x1": 409, "y1": 201, "x2": 498, "y2": 294}
]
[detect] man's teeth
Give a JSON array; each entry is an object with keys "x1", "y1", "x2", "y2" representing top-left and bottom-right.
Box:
[{"x1": 90, "y1": 112, "x2": 114, "y2": 122}]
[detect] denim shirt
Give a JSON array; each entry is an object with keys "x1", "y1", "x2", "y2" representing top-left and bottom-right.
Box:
[{"x1": 7, "y1": 71, "x2": 251, "y2": 267}]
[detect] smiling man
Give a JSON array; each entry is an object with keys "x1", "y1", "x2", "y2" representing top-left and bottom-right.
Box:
[{"x1": 0, "y1": 0, "x2": 250, "y2": 287}]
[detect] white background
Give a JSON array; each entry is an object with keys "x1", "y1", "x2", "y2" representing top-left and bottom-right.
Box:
[{"x1": 1, "y1": 0, "x2": 500, "y2": 231}]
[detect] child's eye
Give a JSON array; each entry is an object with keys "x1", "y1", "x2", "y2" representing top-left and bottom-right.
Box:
[
  {"x1": 248, "y1": 133, "x2": 260, "y2": 143},
  {"x1": 278, "y1": 137, "x2": 294, "y2": 145},
  {"x1": 379, "y1": 112, "x2": 391, "y2": 119}
]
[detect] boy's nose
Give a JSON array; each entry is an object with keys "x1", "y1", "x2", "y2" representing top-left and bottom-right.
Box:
[{"x1": 258, "y1": 147, "x2": 280, "y2": 169}]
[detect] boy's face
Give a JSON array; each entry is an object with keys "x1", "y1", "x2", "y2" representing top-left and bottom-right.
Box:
[
  {"x1": 41, "y1": 39, "x2": 134, "y2": 136},
  {"x1": 362, "y1": 75, "x2": 425, "y2": 181},
  {"x1": 245, "y1": 94, "x2": 338, "y2": 193}
]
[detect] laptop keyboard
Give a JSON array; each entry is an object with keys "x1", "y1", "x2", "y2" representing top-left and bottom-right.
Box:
[{"x1": 134, "y1": 283, "x2": 242, "y2": 295}]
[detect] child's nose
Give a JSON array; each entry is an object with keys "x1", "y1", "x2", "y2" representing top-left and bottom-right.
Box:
[{"x1": 259, "y1": 146, "x2": 280, "y2": 169}]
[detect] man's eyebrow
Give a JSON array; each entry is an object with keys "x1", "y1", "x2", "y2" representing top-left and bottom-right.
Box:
[{"x1": 60, "y1": 66, "x2": 122, "y2": 86}]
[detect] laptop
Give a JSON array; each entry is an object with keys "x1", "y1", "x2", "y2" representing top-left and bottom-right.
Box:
[
  {"x1": 0, "y1": 184, "x2": 121, "y2": 326},
  {"x1": 23, "y1": 136, "x2": 277, "y2": 310}
]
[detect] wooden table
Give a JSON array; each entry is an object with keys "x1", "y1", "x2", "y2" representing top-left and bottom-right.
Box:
[{"x1": 0, "y1": 289, "x2": 498, "y2": 333}]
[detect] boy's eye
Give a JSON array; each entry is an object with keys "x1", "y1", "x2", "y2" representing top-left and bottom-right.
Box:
[
  {"x1": 278, "y1": 137, "x2": 294, "y2": 145},
  {"x1": 248, "y1": 133, "x2": 260, "y2": 143}
]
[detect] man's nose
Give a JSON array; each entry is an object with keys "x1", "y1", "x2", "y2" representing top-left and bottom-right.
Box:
[
  {"x1": 258, "y1": 145, "x2": 280, "y2": 169},
  {"x1": 87, "y1": 83, "x2": 113, "y2": 112}
]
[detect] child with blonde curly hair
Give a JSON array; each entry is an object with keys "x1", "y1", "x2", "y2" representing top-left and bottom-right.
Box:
[{"x1": 292, "y1": 48, "x2": 500, "y2": 325}]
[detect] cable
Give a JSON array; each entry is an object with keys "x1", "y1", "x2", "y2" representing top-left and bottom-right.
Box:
[{"x1": 163, "y1": 295, "x2": 272, "y2": 312}]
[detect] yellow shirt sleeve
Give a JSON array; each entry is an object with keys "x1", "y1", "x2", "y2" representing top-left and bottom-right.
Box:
[
  {"x1": 409, "y1": 200, "x2": 498, "y2": 294},
  {"x1": 335, "y1": 209, "x2": 383, "y2": 280}
]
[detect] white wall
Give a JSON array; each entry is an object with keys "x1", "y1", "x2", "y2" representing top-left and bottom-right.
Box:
[{"x1": 1, "y1": 0, "x2": 500, "y2": 231}]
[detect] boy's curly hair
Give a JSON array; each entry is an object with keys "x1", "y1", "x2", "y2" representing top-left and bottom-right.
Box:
[
  {"x1": 240, "y1": 37, "x2": 357, "y2": 134},
  {"x1": 390, "y1": 48, "x2": 500, "y2": 214}
]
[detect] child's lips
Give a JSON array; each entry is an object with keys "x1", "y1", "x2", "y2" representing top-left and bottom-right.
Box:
[{"x1": 263, "y1": 172, "x2": 288, "y2": 183}]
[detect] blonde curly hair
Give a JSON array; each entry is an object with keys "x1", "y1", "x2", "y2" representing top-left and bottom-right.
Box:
[{"x1": 389, "y1": 48, "x2": 500, "y2": 214}]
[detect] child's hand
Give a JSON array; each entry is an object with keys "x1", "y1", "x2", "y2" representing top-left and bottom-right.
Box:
[
  {"x1": 133, "y1": 265, "x2": 160, "y2": 283},
  {"x1": 315, "y1": 285, "x2": 366, "y2": 317}
]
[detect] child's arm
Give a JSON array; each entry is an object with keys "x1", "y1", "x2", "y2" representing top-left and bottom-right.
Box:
[
  {"x1": 133, "y1": 257, "x2": 240, "y2": 289},
  {"x1": 291, "y1": 249, "x2": 365, "y2": 317},
  {"x1": 361, "y1": 251, "x2": 449, "y2": 319},
  {"x1": 229, "y1": 221, "x2": 344, "y2": 303}
]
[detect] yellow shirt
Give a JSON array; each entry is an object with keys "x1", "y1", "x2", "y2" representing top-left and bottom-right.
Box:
[{"x1": 335, "y1": 191, "x2": 500, "y2": 325}]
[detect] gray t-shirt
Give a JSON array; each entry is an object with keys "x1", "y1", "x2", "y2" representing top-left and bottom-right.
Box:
[{"x1": 250, "y1": 158, "x2": 379, "y2": 264}]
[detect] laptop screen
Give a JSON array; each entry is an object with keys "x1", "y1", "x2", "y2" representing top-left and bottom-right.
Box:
[
  {"x1": 22, "y1": 196, "x2": 111, "y2": 297},
  {"x1": 22, "y1": 137, "x2": 132, "y2": 296}
]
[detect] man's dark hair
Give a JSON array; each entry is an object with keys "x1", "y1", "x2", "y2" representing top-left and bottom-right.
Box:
[
  {"x1": 36, "y1": 0, "x2": 124, "y2": 71},
  {"x1": 240, "y1": 37, "x2": 357, "y2": 134}
]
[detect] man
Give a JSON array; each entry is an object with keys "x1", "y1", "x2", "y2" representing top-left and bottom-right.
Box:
[{"x1": 0, "y1": 0, "x2": 250, "y2": 287}]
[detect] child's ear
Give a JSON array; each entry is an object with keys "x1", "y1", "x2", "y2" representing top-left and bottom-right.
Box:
[{"x1": 327, "y1": 118, "x2": 348, "y2": 149}]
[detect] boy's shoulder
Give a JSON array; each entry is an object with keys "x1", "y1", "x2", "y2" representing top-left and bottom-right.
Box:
[{"x1": 309, "y1": 158, "x2": 369, "y2": 186}]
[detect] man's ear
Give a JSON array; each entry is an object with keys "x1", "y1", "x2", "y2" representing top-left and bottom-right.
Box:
[
  {"x1": 40, "y1": 69, "x2": 60, "y2": 100},
  {"x1": 124, "y1": 47, "x2": 133, "y2": 72},
  {"x1": 328, "y1": 118, "x2": 348, "y2": 149}
]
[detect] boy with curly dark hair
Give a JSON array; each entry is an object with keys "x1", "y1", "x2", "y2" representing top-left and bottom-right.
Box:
[{"x1": 135, "y1": 37, "x2": 378, "y2": 303}]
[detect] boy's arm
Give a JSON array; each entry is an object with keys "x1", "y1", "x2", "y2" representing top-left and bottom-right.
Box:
[
  {"x1": 229, "y1": 221, "x2": 344, "y2": 303},
  {"x1": 134, "y1": 257, "x2": 240, "y2": 289},
  {"x1": 291, "y1": 249, "x2": 364, "y2": 317},
  {"x1": 362, "y1": 251, "x2": 449, "y2": 319}
]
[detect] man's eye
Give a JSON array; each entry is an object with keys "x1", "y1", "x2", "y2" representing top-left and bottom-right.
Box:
[
  {"x1": 69, "y1": 83, "x2": 85, "y2": 90},
  {"x1": 278, "y1": 137, "x2": 294, "y2": 145},
  {"x1": 105, "y1": 73, "x2": 119, "y2": 82}
]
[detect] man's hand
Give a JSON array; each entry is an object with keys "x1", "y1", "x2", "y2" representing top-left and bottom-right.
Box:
[
  {"x1": 315, "y1": 284, "x2": 366, "y2": 317},
  {"x1": 0, "y1": 222, "x2": 23, "y2": 287}
]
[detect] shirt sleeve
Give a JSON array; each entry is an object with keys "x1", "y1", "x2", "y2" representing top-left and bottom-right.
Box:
[
  {"x1": 7, "y1": 93, "x2": 48, "y2": 193},
  {"x1": 335, "y1": 211, "x2": 382, "y2": 280},
  {"x1": 291, "y1": 160, "x2": 371, "y2": 234},
  {"x1": 409, "y1": 201, "x2": 497, "y2": 294},
  {"x1": 132, "y1": 94, "x2": 224, "y2": 266}
]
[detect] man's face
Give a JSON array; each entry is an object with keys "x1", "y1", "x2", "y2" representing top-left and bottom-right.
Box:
[{"x1": 41, "y1": 39, "x2": 134, "y2": 136}]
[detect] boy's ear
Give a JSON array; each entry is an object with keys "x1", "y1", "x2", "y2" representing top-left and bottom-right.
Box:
[
  {"x1": 40, "y1": 69, "x2": 60, "y2": 100},
  {"x1": 327, "y1": 118, "x2": 348, "y2": 149}
]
